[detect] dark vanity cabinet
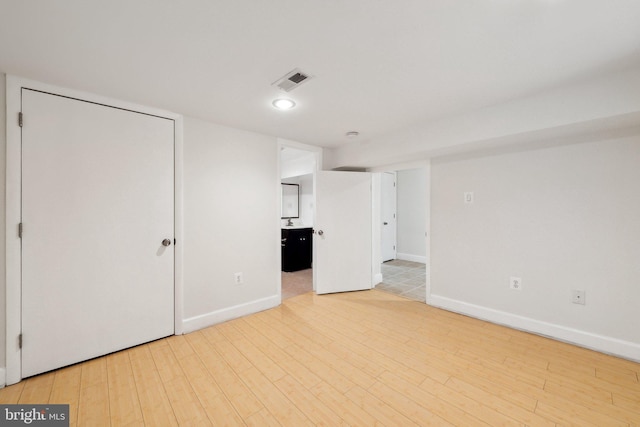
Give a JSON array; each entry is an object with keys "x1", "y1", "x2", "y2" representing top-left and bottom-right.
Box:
[{"x1": 281, "y1": 228, "x2": 313, "y2": 272}]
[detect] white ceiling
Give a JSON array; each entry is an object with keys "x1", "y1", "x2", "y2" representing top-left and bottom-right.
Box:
[{"x1": 1, "y1": 0, "x2": 639, "y2": 148}]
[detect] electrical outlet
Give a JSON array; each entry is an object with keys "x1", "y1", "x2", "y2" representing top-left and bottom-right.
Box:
[
  {"x1": 234, "y1": 272, "x2": 243, "y2": 285},
  {"x1": 509, "y1": 276, "x2": 522, "y2": 290},
  {"x1": 572, "y1": 290, "x2": 586, "y2": 305},
  {"x1": 464, "y1": 192, "x2": 474, "y2": 204}
]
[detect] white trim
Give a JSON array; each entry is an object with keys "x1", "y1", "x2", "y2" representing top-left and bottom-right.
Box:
[
  {"x1": 173, "y1": 118, "x2": 185, "y2": 335},
  {"x1": 424, "y1": 161, "x2": 431, "y2": 305},
  {"x1": 373, "y1": 273, "x2": 383, "y2": 286},
  {"x1": 5, "y1": 75, "x2": 184, "y2": 384},
  {"x1": 396, "y1": 253, "x2": 427, "y2": 264},
  {"x1": 6, "y1": 76, "x2": 22, "y2": 386},
  {"x1": 429, "y1": 294, "x2": 640, "y2": 363},
  {"x1": 276, "y1": 142, "x2": 283, "y2": 301},
  {"x1": 182, "y1": 295, "x2": 280, "y2": 334}
]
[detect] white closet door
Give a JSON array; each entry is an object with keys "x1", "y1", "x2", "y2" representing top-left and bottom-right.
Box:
[
  {"x1": 381, "y1": 172, "x2": 397, "y2": 262},
  {"x1": 21, "y1": 89, "x2": 175, "y2": 377},
  {"x1": 315, "y1": 171, "x2": 372, "y2": 294}
]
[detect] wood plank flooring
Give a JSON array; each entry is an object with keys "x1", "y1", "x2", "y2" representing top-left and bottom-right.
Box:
[{"x1": 1, "y1": 290, "x2": 639, "y2": 426}]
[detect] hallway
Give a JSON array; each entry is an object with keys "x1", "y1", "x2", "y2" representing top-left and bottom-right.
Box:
[{"x1": 376, "y1": 260, "x2": 426, "y2": 302}]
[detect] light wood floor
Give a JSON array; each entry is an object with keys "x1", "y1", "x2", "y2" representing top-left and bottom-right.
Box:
[{"x1": 2, "y1": 290, "x2": 639, "y2": 426}]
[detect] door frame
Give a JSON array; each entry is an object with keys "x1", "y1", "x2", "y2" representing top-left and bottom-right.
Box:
[
  {"x1": 370, "y1": 161, "x2": 431, "y2": 302},
  {"x1": 4, "y1": 76, "x2": 184, "y2": 385},
  {"x1": 277, "y1": 138, "x2": 322, "y2": 296}
]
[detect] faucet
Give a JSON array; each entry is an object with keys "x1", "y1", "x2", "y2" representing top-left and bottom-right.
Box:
[{"x1": 286, "y1": 218, "x2": 293, "y2": 226}]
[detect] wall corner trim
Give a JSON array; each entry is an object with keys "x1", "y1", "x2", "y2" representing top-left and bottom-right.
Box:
[
  {"x1": 182, "y1": 295, "x2": 280, "y2": 334},
  {"x1": 428, "y1": 294, "x2": 640, "y2": 363},
  {"x1": 373, "y1": 273, "x2": 383, "y2": 286}
]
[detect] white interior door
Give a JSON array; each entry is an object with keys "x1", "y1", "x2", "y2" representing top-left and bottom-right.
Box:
[
  {"x1": 21, "y1": 89, "x2": 175, "y2": 377},
  {"x1": 381, "y1": 172, "x2": 397, "y2": 262},
  {"x1": 314, "y1": 171, "x2": 372, "y2": 294}
]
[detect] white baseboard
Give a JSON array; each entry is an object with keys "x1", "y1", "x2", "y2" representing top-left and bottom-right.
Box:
[
  {"x1": 396, "y1": 253, "x2": 427, "y2": 264},
  {"x1": 182, "y1": 295, "x2": 280, "y2": 334},
  {"x1": 429, "y1": 294, "x2": 640, "y2": 363},
  {"x1": 373, "y1": 273, "x2": 383, "y2": 286},
  {"x1": 0, "y1": 368, "x2": 5, "y2": 388}
]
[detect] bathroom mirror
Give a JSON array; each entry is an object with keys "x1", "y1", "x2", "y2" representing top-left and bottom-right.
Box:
[{"x1": 281, "y1": 183, "x2": 299, "y2": 219}]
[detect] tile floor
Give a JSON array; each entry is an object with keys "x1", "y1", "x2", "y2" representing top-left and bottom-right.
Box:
[
  {"x1": 281, "y1": 268, "x2": 313, "y2": 300},
  {"x1": 376, "y1": 259, "x2": 426, "y2": 302}
]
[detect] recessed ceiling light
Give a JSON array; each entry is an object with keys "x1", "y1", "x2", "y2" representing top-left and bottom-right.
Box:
[{"x1": 272, "y1": 98, "x2": 296, "y2": 110}]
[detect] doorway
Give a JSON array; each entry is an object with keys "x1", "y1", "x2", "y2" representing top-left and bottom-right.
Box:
[
  {"x1": 5, "y1": 76, "x2": 184, "y2": 385},
  {"x1": 278, "y1": 143, "x2": 374, "y2": 299},
  {"x1": 280, "y1": 145, "x2": 317, "y2": 299},
  {"x1": 376, "y1": 166, "x2": 429, "y2": 302}
]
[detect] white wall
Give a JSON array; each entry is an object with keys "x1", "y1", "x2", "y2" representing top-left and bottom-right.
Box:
[
  {"x1": 182, "y1": 117, "x2": 279, "y2": 331},
  {"x1": 326, "y1": 66, "x2": 640, "y2": 170},
  {"x1": 281, "y1": 153, "x2": 316, "y2": 179},
  {"x1": 396, "y1": 168, "x2": 427, "y2": 263},
  {"x1": 430, "y1": 135, "x2": 640, "y2": 360}
]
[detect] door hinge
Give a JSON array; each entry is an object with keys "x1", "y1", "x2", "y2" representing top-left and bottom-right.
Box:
[
  {"x1": 18, "y1": 334, "x2": 22, "y2": 349},
  {"x1": 18, "y1": 112, "x2": 23, "y2": 127},
  {"x1": 18, "y1": 223, "x2": 23, "y2": 238}
]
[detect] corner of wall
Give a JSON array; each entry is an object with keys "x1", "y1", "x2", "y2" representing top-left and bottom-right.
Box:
[
  {"x1": 373, "y1": 273, "x2": 383, "y2": 286},
  {"x1": 182, "y1": 295, "x2": 280, "y2": 334}
]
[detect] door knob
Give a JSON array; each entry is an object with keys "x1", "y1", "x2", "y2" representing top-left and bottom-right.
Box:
[
  {"x1": 317, "y1": 230, "x2": 324, "y2": 236},
  {"x1": 162, "y1": 239, "x2": 172, "y2": 247},
  {"x1": 383, "y1": 222, "x2": 388, "y2": 225}
]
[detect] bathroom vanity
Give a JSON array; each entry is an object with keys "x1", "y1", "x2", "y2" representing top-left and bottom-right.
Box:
[{"x1": 281, "y1": 227, "x2": 313, "y2": 272}]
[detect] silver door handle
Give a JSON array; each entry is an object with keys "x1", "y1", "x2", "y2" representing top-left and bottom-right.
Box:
[
  {"x1": 162, "y1": 239, "x2": 172, "y2": 247},
  {"x1": 317, "y1": 230, "x2": 324, "y2": 236}
]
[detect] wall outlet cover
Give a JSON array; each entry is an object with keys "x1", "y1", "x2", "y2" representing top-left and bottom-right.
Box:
[
  {"x1": 234, "y1": 272, "x2": 243, "y2": 285},
  {"x1": 509, "y1": 276, "x2": 522, "y2": 290}
]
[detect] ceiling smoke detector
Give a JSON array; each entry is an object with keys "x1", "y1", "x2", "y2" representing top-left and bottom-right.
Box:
[
  {"x1": 272, "y1": 68, "x2": 313, "y2": 92},
  {"x1": 345, "y1": 131, "x2": 360, "y2": 139}
]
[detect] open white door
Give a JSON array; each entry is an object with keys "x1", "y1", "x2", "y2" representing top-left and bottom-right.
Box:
[
  {"x1": 315, "y1": 171, "x2": 372, "y2": 294},
  {"x1": 381, "y1": 172, "x2": 397, "y2": 262},
  {"x1": 21, "y1": 89, "x2": 175, "y2": 377}
]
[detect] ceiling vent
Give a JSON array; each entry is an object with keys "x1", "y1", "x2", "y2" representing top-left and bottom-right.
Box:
[{"x1": 272, "y1": 68, "x2": 313, "y2": 92}]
